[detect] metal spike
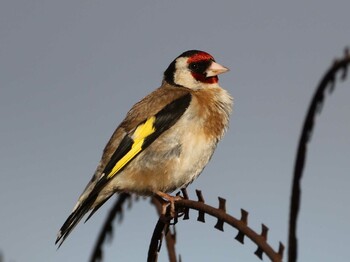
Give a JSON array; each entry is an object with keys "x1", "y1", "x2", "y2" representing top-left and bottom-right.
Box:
[
  {"x1": 183, "y1": 208, "x2": 190, "y2": 220},
  {"x1": 181, "y1": 188, "x2": 189, "y2": 199},
  {"x1": 181, "y1": 189, "x2": 190, "y2": 220},
  {"x1": 196, "y1": 190, "x2": 205, "y2": 222},
  {"x1": 235, "y1": 231, "x2": 245, "y2": 244},
  {"x1": 278, "y1": 242, "x2": 285, "y2": 259},
  {"x1": 195, "y1": 190, "x2": 205, "y2": 203},
  {"x1": 214, "y1": 197, "x2": 226, "y2": 231},
  {"x1": 218, "y1": 197, "x2": 226, "y2": 211},
  {"x1": 261, "y1": 224, "x2": 268, "y2": 240},
  {"x1": 235, "y1": 209, "x2": 248, "y2": 244},
  {"x1": 240, "y1": 209, "x2": 248, "y2": 225},
  {"x1": 253, "y1": 224, "x2": 268, "y2": 260},
  {"x1": 254, "y1": 246, "x2": 264, "y2": 260}
]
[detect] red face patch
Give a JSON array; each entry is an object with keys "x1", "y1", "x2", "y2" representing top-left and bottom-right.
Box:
[
  {"x1": 188, "y1": 51, "x2": 218, "y2": 84},
  {"x1": 187, "y1": 51, "x2": 215, "y2": 64},
  {"x1": 191, "y1": 73, "x2": 218, "y2": 84}
]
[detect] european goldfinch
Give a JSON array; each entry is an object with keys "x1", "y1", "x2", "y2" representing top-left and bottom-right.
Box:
[{"x1": 56, "y1": 50, "x2": 233, "y2": 246}]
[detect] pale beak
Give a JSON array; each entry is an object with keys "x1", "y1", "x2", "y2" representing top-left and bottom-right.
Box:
[{"x1": 206, "y1": 61, "x2": 229, "y2": 77}]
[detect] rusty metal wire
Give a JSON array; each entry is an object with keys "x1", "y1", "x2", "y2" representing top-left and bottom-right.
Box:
[
  {"x1": 148, "y1": 189, "x2": 284, "y2": 262},
  {"x1": 147, "y1": 215, "x2": 168, "y2": 262},
  {"x1": 89, "y1": 193, "x2": 131, "y2": 262},
  {"x1": 151, "y1": 197, "x2": 178, "y2": 262},
  {"x1": 288, "y1": 48, "x2": 350, "y2": 262}
]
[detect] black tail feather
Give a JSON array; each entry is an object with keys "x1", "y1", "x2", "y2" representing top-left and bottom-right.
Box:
[
  {"x1": 55, "y1": 201, "x2": 93, "y2": 248},
  {"x1": 56, "y1": 174, "x2": 113, "y2": 247},
  {"x1": 84, "y1": 194, "x2": 113, "y2": 223}
]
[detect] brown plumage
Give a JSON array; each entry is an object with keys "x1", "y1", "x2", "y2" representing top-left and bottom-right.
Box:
[{"x1": 56, "y1": 50, "x2": 233, "y2": 246}]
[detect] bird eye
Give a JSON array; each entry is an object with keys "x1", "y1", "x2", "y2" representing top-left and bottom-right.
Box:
[
  {"x1": 189, "y1": 61, "x2": 210, "y2": 74},
  {"x1": 189, "y1": 63, "x2": 199, "y2": 70}
]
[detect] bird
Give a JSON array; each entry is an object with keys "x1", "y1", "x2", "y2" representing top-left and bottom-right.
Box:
[{"x1": 55, "y1": 50, "x2": 233, "y2": 247}]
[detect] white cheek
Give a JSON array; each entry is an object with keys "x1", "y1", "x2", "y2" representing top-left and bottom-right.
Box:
[
  {"x1": 173, "y1": 57, "x2": 199, "y2": 89},
  {"x1": 174, "y1": 70, "x2": 197, "y2": 88}
]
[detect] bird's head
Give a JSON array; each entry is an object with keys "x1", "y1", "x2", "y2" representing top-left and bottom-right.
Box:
[{"x1": 163, "y1": 50, "x2": 229, "y2": 89}]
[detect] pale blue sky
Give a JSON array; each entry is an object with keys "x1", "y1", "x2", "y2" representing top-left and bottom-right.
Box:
[{"x1": 1, "y1": 1, "x2": 350, "y2": 261}]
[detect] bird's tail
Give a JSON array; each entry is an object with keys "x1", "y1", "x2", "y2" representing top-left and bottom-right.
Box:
[
  {"x1": 56, "y1": 171, "x2": 116, "y2": 247},
  {"x1": 55, "y1": 199, "x2": 94, "y2": 248},
  {"x1": 55, "y1": 188, "x2": 114, "y2": 248}
]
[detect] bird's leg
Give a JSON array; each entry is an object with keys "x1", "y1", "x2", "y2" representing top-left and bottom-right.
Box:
[{"x1": 154, "y1": 191, "x2": 182, "y2": 217}]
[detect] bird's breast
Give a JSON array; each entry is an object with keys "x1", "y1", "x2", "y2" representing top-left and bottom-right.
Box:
[{"x1": 106, "y1": 87, "x2": 232, "y2": 195}]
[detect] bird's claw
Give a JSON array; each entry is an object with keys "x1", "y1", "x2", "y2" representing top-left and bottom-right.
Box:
[{"x1": 155, "y1": 191, "x2": 183, "y2": 218}]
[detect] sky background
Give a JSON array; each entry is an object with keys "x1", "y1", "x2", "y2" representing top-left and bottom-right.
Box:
[{"x1": 1, "y1": 1, "x2": 350, "y2": 261}]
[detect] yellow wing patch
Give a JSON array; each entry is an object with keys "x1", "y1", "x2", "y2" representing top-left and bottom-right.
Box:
[{"x1": 107, "y1": 116, "x2": 156, "y2": 179}]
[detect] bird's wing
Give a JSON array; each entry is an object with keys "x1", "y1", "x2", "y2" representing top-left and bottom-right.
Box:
[
  {"x1": 56, "y1": 90, "x2": 191, "y2": 246},
  {"x1": 93, "y1": 92, "x2": 192, "y2": 193}
]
